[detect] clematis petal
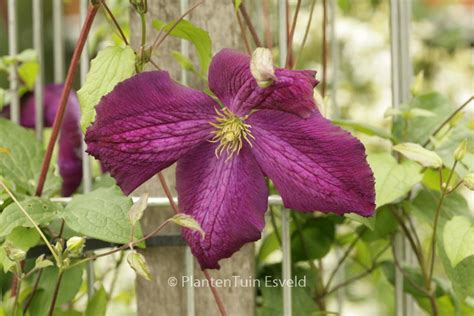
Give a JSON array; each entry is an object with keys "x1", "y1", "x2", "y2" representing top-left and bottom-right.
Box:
[
  {"x1": 85, "y1": 71, "x2": 218, "y2": 194},
  {"x1": 208, "y1": 48, "x2": 319, "y2": 117},
  {"x1": 5, "y1": 84, "x2": 82, "y2": 196},
  {"x1": 248, "y1": 110, "x2": 375, "y2": 216},
  {"x1": 176, "y1": 142, "x2": 268, "y2": 269}
]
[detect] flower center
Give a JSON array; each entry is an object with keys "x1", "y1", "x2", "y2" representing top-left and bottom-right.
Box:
[{"x1": 209, "y1": 108, "x2": 254, "y2": 159}]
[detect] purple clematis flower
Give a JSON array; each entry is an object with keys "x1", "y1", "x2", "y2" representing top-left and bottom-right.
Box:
[
  {"x1": 85, "y1": 49, "x2": 375, "y2": 269},
  {"x1": 2, "y1": 84, "x2": 83, "y2": 196}
]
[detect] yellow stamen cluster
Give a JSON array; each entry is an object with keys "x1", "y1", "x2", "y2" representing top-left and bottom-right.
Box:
[{"x1": 209, "y1": 108, "x2": 254, "y2": 159}]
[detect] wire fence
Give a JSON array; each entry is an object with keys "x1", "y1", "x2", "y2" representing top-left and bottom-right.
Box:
[{"x1": 4, "y1": 0, "x2": 416, "y2": 315}]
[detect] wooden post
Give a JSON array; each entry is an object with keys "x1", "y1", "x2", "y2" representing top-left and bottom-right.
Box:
[{"x1": 130, "y1": 1, "x2": 255, "y2": 315}]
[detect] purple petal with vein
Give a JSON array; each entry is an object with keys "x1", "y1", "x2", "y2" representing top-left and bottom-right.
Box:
[
  {"x1": 208, "y1": 48, "x2": 319, "y2": 117},
  {"x1": 4, "y1": 84, "x2": 82, "y2": 196},
  {"x1": 85, "y1": 71, "x2": 219, "y2": 194},
  {"x1": 176, "y1": 142, "x2": 268, "y2": 269},
  {"x1": 248, "y1": 110, "x2": 375, "y2": 216}
]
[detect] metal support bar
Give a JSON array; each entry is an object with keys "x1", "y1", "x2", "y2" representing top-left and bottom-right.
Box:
[
  {"x1": 7, "y1": 0, "x2": 19, "y2": 123},
  {"x1": 390, "y1": 1, "x2": 413, "y2": 316},
  {"x1": 53, "y1": 0, "x2": 65, "y2": 82},
  {"x1": 278, "y1": 1, "x2": 292, "y2": 315},
  {"x1": 33, "y1": 0, "x2": 44, "y2": 140}
]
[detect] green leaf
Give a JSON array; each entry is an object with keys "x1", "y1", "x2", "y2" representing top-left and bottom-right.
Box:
[
  {"x1": 5, "y1": 227, "x2": 40, "y2": 250},
  {"x1": 0, "y1": 88, "x2": 5, "y2": 110},
  {"x1": 127, "y1": 251, "x2": 152, "y2": 281},
  {"x1": 78, "y1": 46, "x2": 136, "y2": 132},
  {"x1": 61, "y1": 186, "x2": 142, "y2": 244},
  {"x1": 18, "y1": 61, "x2": 39, "y2": 89},
  {"x1": 257, "y1": 230, "x2": 280, "y2": 265},
  {"x1": 129, "y1": 193, "x2": 149, "y2": 226},
  {"x1": 152, "y1": 19, "x2": 212, "y2": 74},
  {"x1": 393, "y1": 142, "x2": 443, "y2": 168},
  {"x1": 367, "y1": 152, "x2": 422, "y2": 207},
  {"x1": 359, "y1": 206, "x2": 398, "y2": 242},
  {"x1": 29, "y1": 265, "x2": 84, "y2": 316},
  {"x1": 410, "y1": 190, "x2": 471, "y2": 227},
  {"x1": 291, "y1": 217, "x2": 335, "y2": 261},
  {"x1": 0, "y1": 197, "x2": 62, "y2": 237},
  {"x1": 434, "y1": 116, "x2": 474, "y2": 177},
  {"x1": 345, "y1": 213, "x2": 375, "y2": 230},
  {"x1": 171, "y1": 50, "x2": 197, "y2": 73},
  {"x1": 438, "y1": 227, "x2": 474, "y2": 299},
  {"x1": 332, "y1": 119, "x2": 394, "y2": 140},
  {"x1": 0, "y1": 118, "x2": 61, "y2": 196},
  {"x1": 443, "y1": 216, "x2": 474, "y2": 267},
  {"x1": 393, "y1": 92, "x2": 452, "y2": 144},
  {"x1": 85, "y1": 286, "x2": 108, "y2": 316},
  {"x1": 169, "y1": 213, "x2": 205, "y2": 239}
]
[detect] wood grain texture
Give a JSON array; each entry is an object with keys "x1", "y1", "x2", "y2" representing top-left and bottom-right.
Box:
[{"x1": 130, "y1": 1, "x2": 255, "y2": 315}]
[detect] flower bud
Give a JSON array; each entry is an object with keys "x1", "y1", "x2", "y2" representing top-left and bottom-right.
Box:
[
  {"x1": 454, "y1": 139, "x2": 468, "y2": 161},
  {"x1": 4, "y1": 243, "x2": 26, "y2": 262},
  {"x1": 250, "y1": 48, "x2": 276, "y2": 88},
  {"x1": 54, "y1": 241, "x2": 63, "y2": 255},
  {"x1": 127, "y1": 251, "x2": 152, "y2": 281},
  {"x1": 66, "y1": 236, "x2": 86, "y2": 257},
  {"x1": 463, "y1": 173, "x2": 474, "y2": 191}
]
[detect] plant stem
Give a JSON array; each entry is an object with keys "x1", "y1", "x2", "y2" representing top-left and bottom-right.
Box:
[
  {"x1": 269, "y1": 205, "x2": 282, "y2": 246},
  {"x1": 47, "y1": 270, "x2": 63, "y2": 316},
  {"x1": 12, "y1": 266, "x2": 22, "y2": 316},
  {"x1": 151, "y1": 1, "x2": 203, "y2": 51},
  {"x1": 428, "y1": 161, "x2": 457, "y2": 284},
  {"x1": 100, "y1": 0, "x2": 128, "y2": 45},
  {"x1": 294, "y1": 0, "x2": 316, "y2": 67},
  {"x1": 203, "y1": 269, "x2": 227, "y2": 316},
  {"x1": 422, "y1": 96, "x2": 473, "y2": 147},
  {"x1": 286, "y1": 0, "x2": 301, "y2": 68},
  {"x1": 326, "y1": 244, "x2": 389, "y2": 295},
  {"x1": 325, "y1": 230, "x2": 364, "y2": 290},
  {"x1": 236, "y1": 11, "x2": 252, "y2": 54},
  {"x1": 23, "y1": 269, "x2": 43, "y2": 314},
  {"x1": 156, "y1": 173, "x2": 179, "y2": 214},
  {"x1": 238, "y1": 3, "x2": 261, "y2": 47},
  {"x1": 262, "y1": 0, "x2": 272, "y2": 49},
  {"x1": 0, "y1": 180, "x2": 59, "y2": 264},
  {"x1": 321, "y1": 0, "x2": 328, "y2": 98},
  {"x1": 35, "y1": 3, "x2": 99, "y2": 197}
]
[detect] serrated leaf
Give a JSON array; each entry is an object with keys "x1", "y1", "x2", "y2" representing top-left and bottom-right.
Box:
[
  {"x1": 443, "y1": 216, "x2": 474, "y2": 267},
  {"x1": 0, "y1": 197, "x2": 62, "y2": 237},
  {"x1": 367, "y1": 152, "x2": 422, "y2": 207},
  {"x1": 152, "y1": 19, "x2": 212, "y2": 74},
  {"x1": 393, "y1": 142, "x2": 443, "y2": 168},
  {"x1": 169, "y1": 213, "x2": 205, "y2": 239},
  {"x1": 78, "y1": 46, "x2": 136, "y2": 132},
  {"x1": 61, "y1": 186, "x2": 142, "y2": 244},
  {"x1": 129, "y1": 193, "x2": 149, "y2": 225},
  {"x1": 0, "y1": 118, "x2": 61, "y2": 196}
]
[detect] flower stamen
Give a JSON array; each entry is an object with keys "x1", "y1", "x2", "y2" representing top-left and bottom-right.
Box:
[{"x1": 209, "y1": 108, "x2": 254, "y2": 160}]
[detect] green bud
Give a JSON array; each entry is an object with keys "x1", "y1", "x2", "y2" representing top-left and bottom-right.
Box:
[
  {"x1": 463, "y1": 173, "x2": 474, "y2": 191},
  {"x1": 35, "y1": 254, "x2": 54, "y2": 269},
  {"x1": 4, "y1": 243, "x2": 26, "y2": 262},
  {"x1": 54, "y1": 241, "x2": 63, "y2": 256},
  {"x1": 454, "y1": 139, "x2": 468, "y2": 161},
  {"x1": 127, "y1": 251, "x2": 152, "y2": 281},
  {"x1": 66, "y1": 236, "x2": 86, "y2": 257},
  {"x1": 130, "y1": 0, "x2": 147, "y2": 14}
]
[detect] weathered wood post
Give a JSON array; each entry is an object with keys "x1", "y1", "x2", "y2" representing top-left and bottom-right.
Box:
[{"x1": 130, "y1": 1, "x2": 256, "y2": 315}]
